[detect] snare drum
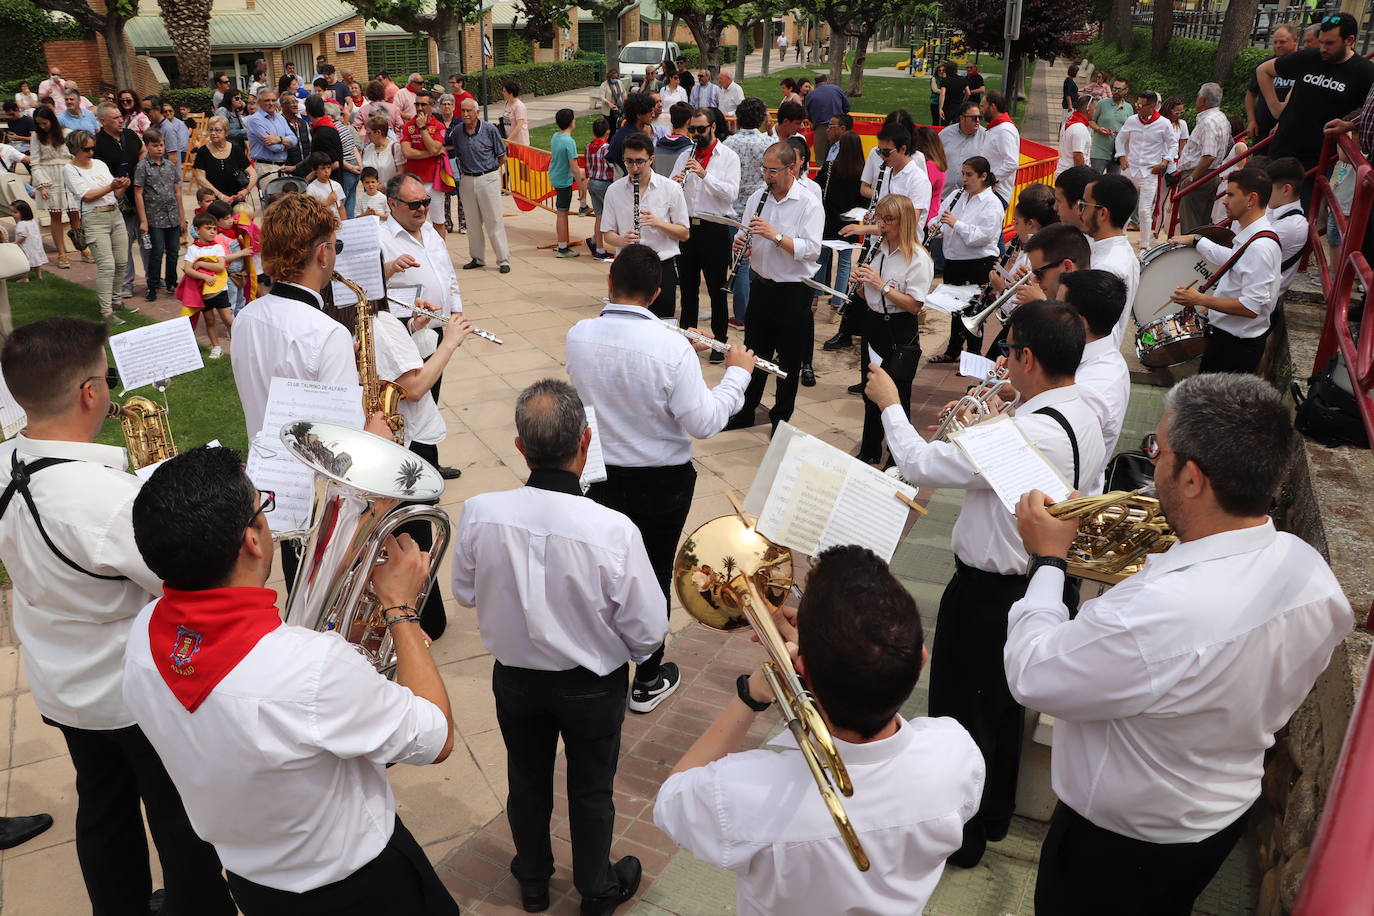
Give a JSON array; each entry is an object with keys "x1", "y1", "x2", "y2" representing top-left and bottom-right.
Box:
[
  {"x1": 1134, "y1": 243, "x2": 1224, "y2": 327},
  {"x1": 1136, "y1": 310, "x2": 1209, "y2": 368}
]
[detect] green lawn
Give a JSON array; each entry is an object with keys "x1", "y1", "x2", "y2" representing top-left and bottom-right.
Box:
[{"x1": 10, "y1": 274, "x2": 248, "y2": 455}]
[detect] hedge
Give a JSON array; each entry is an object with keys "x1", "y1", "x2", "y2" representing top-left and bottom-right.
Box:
[
  {"x1": 0, "y1": 74, "x2": 45, "y2": 100},
  {"x1": 161, "y1": 88, "x2": 217, "y2": 115},
  {"x1": 462, "y1": 60, "x2": 599, "y2": 103},
  {"x1": 1080, "y1": 29, "x2": 1269, "y2": 120},
  {"x1": 677, "y1": 43, "x2": 740, "y2": 68}
]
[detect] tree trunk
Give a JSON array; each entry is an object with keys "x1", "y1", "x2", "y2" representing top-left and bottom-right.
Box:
[
  {"x1": 606, "y1": 13, "x2": 622, "y2": 75},
  {"x1": 735, "y1": 16, "x2": 751, "y2": 80},
  {"x1": 679, "y1": 12, "x2": 723, "y2": 72},
  {"x1": 1112, "y1": 0, "x2": 1134, "y2": 51},
  {"x1": 762, "y1": 20, "x2": 772, "y2": 75},
  {"x1": 1151, "y1": 0, "x2": 1174, "y2": 61},
  {"x1": 1212, "y1": 0, "x2": 1260, "y2": 83},
  {"x1": 811, "y1": 19, "x2": 822, "y2": 66},
  {"x1": 434, "y1": 10, "x2": 460, "y2": 77},
  {"x1": 828, "y1": 28, "x2": 846, "y2": 83},
  {"x1": 847, "y1": 25, "x2": 875, "y2": 96},
  {"x1": 102, "y1": 17, "x2": 136, "y2": 91},
  {"x1": 158, "y1": 0, "x2": 212, "y2": 89}
]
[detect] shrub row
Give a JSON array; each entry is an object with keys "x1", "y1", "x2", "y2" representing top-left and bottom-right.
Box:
[
  {"x1": 0, "y1": 0, "x2": 89, "y2": 83},
  {"x1": 1080, "y1": 29, "x2": 1269, "y2": 119},
  {"x1": 160, "y1": 88, "x2": 217, "y2": 115},
  {"x1": 461, "y1": 60, "x2": 599, "y2": 103}
]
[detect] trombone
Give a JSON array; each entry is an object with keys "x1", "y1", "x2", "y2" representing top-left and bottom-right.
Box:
[{"x1": 673, "y1": 494, "x2": 870, "y2": 872}]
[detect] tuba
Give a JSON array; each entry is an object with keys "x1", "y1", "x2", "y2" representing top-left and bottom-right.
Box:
[
  {"x1": 1049, "y1": 489, "x2": 1177, "y2": 583},
  {"x1": 277, "y1": 420, "x2": 451, "y2": 677},
  {"x1": 673, "y1": 497, "x2": 870, "y2": 872},
  {"x1": 108, "y1": 396, "x2": 177, "y2": 470},
  {"x1": 334, "y1": 271, "x2": 406, "y2": 437}
]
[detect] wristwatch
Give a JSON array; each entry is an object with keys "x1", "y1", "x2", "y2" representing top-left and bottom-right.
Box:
[
  {"x1": 772, "y1": 231, "x2": 784, "y2": 246},
  {"x1": 1026, "y1": 554, "x2": 1069, "y2": 577},
  {"x1": 736, "y1": 673, "x2": 772, "y2": 712}
]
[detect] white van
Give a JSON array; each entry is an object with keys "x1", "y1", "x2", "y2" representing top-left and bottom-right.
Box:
[{"x1": 619, "y1": 41, "x2": 681, "y2": 83}]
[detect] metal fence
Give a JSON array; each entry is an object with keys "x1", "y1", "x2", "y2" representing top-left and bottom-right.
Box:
[{"x1": 1129, "y1": 2, "x2": 1344, "y2": 48}]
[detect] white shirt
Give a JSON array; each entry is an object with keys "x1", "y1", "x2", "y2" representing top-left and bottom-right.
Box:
[
  {"x1": 654, "y1": 716, "x2": 984, "y2": 916},
  {"x1": 380, "y1": 218, "x2": 464, "y2": 313},
  {"x1": 372, "y1": 311, "x2": 446, "y2": 446},
  {"x1": 718, "y1": 81, "x2": 745, "y2": 117},
  {"x1": 1089, "y1": 234, "x2": 1141, "y2": 347},
  {"x1": 451, "y1": 476, "x2": 667, "y2": 674},
  {"x1": 1114, "y1": 114, "x2": 1175, "y2": 176},
  {"x1": 1265, "y1": 203, "x2": 1307, "y2": 294},
  {"x1": 602, "y1": 171, "x2": 690, "y2": 260},
  {"x1": 884, "y1": 158, "x2": 932, "y2": 221},
  {"x1": 742, "y1": 181, "x2": 823, "y2": 283},
  {"x1": 1195, "y1": 215, "x2": 1282, "y2": 337},
  {"x1": 1005, "y1": 522, "x2": 1352, "y2": 843},
  {"x1": 673, "y1": 140, "x2": 741, "y2": 219},
  {"x1": 882, "y1": 385, "x2": 1105, "y2": 575},
  {"x1": 938, "y1": 124, "x2": 985, "y2": 200},
  {"x1": 983, "y1": 119, "x2": 1020, "y2": 196},
  {"x1": 942, "y1": 187, "x2": 1003, "y2": 261},
  {"x1": 354, "y1": 189, "x2": 388, "y2": 219},
  {"x1": 1056, "y1": 121, "x2": 1092, "y2": 177},
  {"x1": 306, "y1": 178, "x2": 345, "y2": 208},
  {"x1": 862, "y1": 243, "x2": 933, "y2": 312},
  {"x1": 65, "y1": 159, "x2": 117, "y2": 211},
  {"x1": 123, "y1": 607, "x2": 447, "y2": 890},
  {"x1": 1177, "y1": 107, "x2": 1231, "y2": 174},
  {"x1": 1075, "y1": 336, "x2": 1131, "y2": 491},
  {"x1": 231, "y1": 284, "x2": 359, "y2": 440},
  {"x1": 657, "y1": 84, "x2": 689, "y2": 123},
  {"x1": 566, "y1": 303, "x2": 750, "y2": 467},
  {"x1": 860, "y1": 148, "x2": 925, "y2": 189},
  {"x1": 0, "y1": 436, "x2": 161, "y2": 730}
]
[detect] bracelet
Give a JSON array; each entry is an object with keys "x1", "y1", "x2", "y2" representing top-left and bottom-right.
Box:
[
  {"x1": 384, "y1": 613, "x2": 423, "y2": 627},
  {"x1": 380, "y1": 604, "x2": 414, "y2": 618}
]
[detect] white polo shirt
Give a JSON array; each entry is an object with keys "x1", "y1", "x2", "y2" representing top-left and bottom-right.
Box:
[{"x1": 601, "y1": 171, "x2": 690, "y2": 260}]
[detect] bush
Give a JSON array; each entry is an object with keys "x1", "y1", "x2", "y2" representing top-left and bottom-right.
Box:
[
  {"x1": 463, "y1": 60, "x2": 600, "y2": 103},
  {"x1": 506, "y1": 33, "x2": 533, "y2": 65},
  {"x1": 676, "y1": 42, "x2": 738, "y2": 70},
  {"x1": 162, "y1": 87, "x2": 216, "y2": 116},
  {"x1": 0, "y1": 74, "x2": 46, "y2": 99},
  {"x1": 0, "y1": 0, "x2": 90, "y2": 82},
  {"x1": 1081, "y1": 29, "x2": 1268, "y2": 120}
]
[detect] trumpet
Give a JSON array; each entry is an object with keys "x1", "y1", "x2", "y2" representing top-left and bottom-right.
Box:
[
  {"x1": 1049, "y1": 488, "x2": 1177, "y2": 583},
  {"x1": 722, "y1": 193, "x2": 768, "y2": 295},
  {"x1": 666, "y1": 322, "x2": 788, "y2": 378},
  {"x1": 673, "y1": 496, "x2": 870, "y2": 872},
  {"x1": 933, "y1": 366, "x2": 1016, "y2": 441},
  {"x1": 385, "y1": 298, "x2": 504, "y2": 344},
  {"x1": 956, "y1": 270, "x2": 1036, "y2": 336}
]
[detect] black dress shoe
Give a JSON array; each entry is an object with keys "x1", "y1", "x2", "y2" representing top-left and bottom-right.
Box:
[
  {"x1": 948, "y1": 819, "x2": 987, "y2": 869},
  {"x1": 0, "y1": 813, "x2": 52, "y2": 849},
  {"x1": 510, "y1": 856, "x2": 550, "y2": 913},
  {"x1": 499, "y1": 264, "x2": 511, "y2": 274},
  {"x1": 437, "y1": 465, "x2": 462, "y2": 480},
  {"x1": 580, "y1": 856, "x2": 642, "y2": 915},
  {"x1": 847, "y1": 382, "x2": 864, "y2": 395},
  {"x1": 799, "y1": 364, "x2": 816, "y2": 387},
  {"x1": 722, "y1": 410, "x2": 757, "y2": 431},
  {"x1": 822, "y1": 332, "x2": 852, "y2": 351},
  {"x1": 461, "y1": 259, "x2": 485, "y2": 270},
  {"x1": 708, "y1": 349, "x2": 724, "y2": 363}
]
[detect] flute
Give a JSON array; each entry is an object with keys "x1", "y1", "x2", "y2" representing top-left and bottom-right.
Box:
[
  {"x1": 386, "y1": 298, "x2": 505, "y2": 345},
  {"x1": 665, "y1": 322, "x2": 788, "y2": 379}
]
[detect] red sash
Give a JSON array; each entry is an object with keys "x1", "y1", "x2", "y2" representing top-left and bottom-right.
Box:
[{"x1": 148, "y1": 586, "x2": 282, "y2": 713}]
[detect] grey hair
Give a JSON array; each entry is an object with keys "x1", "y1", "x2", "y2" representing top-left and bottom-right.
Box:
[
  {"x1": 1163, "y1": 374, "x2": 1295, "y2": 516},
  {"x1": 385, "y1": 172, "x2": 424, "y2": 199},
  {"x1": 515, "y1": 379, "x2": 587, "y2": 469},
  {"x1": 323, "y1": 100, "x2": 342, "y2": 118},
  {"x1": 1274, "y1": 22, "x2": 1300, "y2": 41},
  {"x1": 95, "y1": 101, "x2": 121, "y2": 120},
  {"x1": 438, "y1": 93, "x2": 455, "y2": 107},
  {"x1": 1197, "y1": 83, "x2": 1223, "y2": 109},
  {"x1": 1304, "y1": 23, "x2": 1320, "y2": 39},
  {"x1": 766, "y1": 141, "x2": 797, "y2": 169}
]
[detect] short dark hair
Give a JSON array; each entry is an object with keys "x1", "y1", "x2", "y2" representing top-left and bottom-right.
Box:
[
  {"x1": 735, "y1": 96, "x2": 767, "y2": 131},
  {"x1": 1265, "y1": 156, "x2": 1305, "y2": 190},
  {"x1": 312, "y1": 78, "x2": 330, "y2": 91},
  {"x1": 1, "y1": 101, "x2": 15, "y2": 113},
  {"x1": 0, "y1": 317, "x2": 107, "y2": 419},
  {"x1": 963, "y1": 155, "x2": 995, "y2": 187},
  {"x1": 555, "y1": 107, "x2": 574, "y2": 130},
  {"x1": 133, "y1": 446, "x2": 259, "y2": 590},
  {"x1": 304, "y1": 94, "x2": 326, "y2": 119},
  {"x1": 1228, "y1": 167, "x2": 1273, "y2": 206},
  {"x1": 623, "y1": 91, "x2": 656, "y2": 122},
  {"x1": 306, "y1": 151, "x2": 334, "y2": 171},
  {"x1": 622, "y1": 131, "x2": 654, "y2": 156},
  {"x1": 192, "y1": 211, "x2": 219, "y2": 229},
  {"x1": 1059, "y1": 269, "x2": 1127, "y2": 338},
  {"x1": 798, "y1": 545, "x2": 923, "y2": 739},
  {"x1": 669, "y1": 100, "x2": 693, "y2": 129},
  {"x1": 592, "y1": 117, "x2": 609, "y2": 138},
  {"x1": 876, "y1": 123, "x2": 911, "y2": 152},
  {"x1": 514, "y1": 379, "x2": 586, "y2": 469},
  {"x1": 1007, "y1": 299, "x2": 1085, "y2": 379},
  {"x1": 1086, "y1": 174, "x2": 1138, "y2": 228},
  {"x1": 984, "y1": 90, "x2": 1008, "y2": 113},
  {"x1": 360, "y1": 165, "x2": 379, "y2": 181},
  {"x1": 1014, "y1": 191, "x2": 1058, "y2": 228},
  {"x1": 787, "y1": 134, "x2": 810, "y2": 167},
  {"x1": 206, "y1": 200, "x2": 232, "y2": 219},
  {"x1": 1055, "y1": 164, "x2": 1097, "y2": 207},
  {"x1": 502, "y1": 79, "x2": 521, "y2": 96},
  {"x1": 1025, "y1": 222, "x2": 1091, "y2": 268},
  {"x1": 1318, "y1": 11, "x2": 1357, "y2": 39},
  {"x1": 1137, "y1": 90, "x2": 1159, "y2": 105},
  {"x1": 830, "y1": 112, "x2": 853, "y2": 130},
  {"x1": 609, "y1": 244, "x2": 662, "y2": 302},
  {"x1": 777, "y1": 100, "x2": 805, "y2": 123}
]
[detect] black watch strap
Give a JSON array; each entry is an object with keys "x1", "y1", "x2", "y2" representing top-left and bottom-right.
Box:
[
  {"x1": 736, "y1": 673, "x2": 772, "y2": 712},
  {"x1": 1026, "y1": 554, "x2": 1070, "y2": 577}
]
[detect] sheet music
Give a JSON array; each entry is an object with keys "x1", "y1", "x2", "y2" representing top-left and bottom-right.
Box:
[
  {"x1": 245, "y1": 434, "x2": 315, "y2": 534},
  {"x1": 821, "y1": 239, "x2": 860, "y2": 252},
  {"x1": 258, "y1": 377, "x2": 364, "y2": 439},
  {"x1": 924, "y1": 283, "x2": 979, "y2": 315},
  {"x1": 387, "y1": 285, "x2": 421, "y2": 317},
  {"x1": 108, "y1": 316, "x2": 204, "y2": 393},
  {"x1": 743, "y1": 421, "x2": 808, "y2": 517},
  {"x1": 330, "y1": 215, "x2": 384, "y2": 306},
  {"x1": 824, "y1": 456, "x2": 918, "y2": 561},
  {"x1": 959, "y1": 351, "x2": 998, "y2": 380},
  {"x1": 580, "y1": 406, "x2": 607, "y2": 489},
  {"x1": 696, "y1": 212, "x2": 745, "y2": 230},
  {"x1": 135, "y1": 439, "x2": 221, "y2": 481},
  {"x1": 0, "y1": 370, "x2": 25, "y2": 438},
  {"x1": 950, "y1": 416, "x2": 1071, "y2": 513}
]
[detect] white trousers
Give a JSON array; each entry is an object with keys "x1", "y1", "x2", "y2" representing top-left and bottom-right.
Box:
[
  {"x1": 458, "y1": 170, "x2": 510, "y2": 265},
  {"x1": 1129, "y1": 169, "x2": 1159, "y2": 251}
]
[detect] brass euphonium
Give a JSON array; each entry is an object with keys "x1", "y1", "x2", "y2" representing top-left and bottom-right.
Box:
[
  {"x1": 334, "y1": 271, "x2": 406, "y2": 437},
  {"x1": 108, "y1": 396, "x2": 177, "y2": 470},
  {"x1": 673, "y1": 497, "x2": 871, "y2": 872},
  {"x1": 1048, "y1": 488, "x2": 1177, "y2": 584}
]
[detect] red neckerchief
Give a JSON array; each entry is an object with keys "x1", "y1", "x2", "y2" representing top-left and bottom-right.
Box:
[
  {"x1": 148, "y1": 586, "x2": 281, "y2": 713},
  {"x1": 350, "y1": 94, "x2": 365, "y2": 107},
  {"x1": 695, "y1": 138, "x2": 716, "y2": 170},
  {"x1": 311, "y1": 115, "x2": 334, "y2": 130},
  {"x1": 1066, "y1": 111, "x2": 1091, "y2": 128},
  {"x1": 986, "y1": 112, "x2": 1013, "y2": 129},
  {"x1": 1138, "y1": 110, "x2": 1161, "y2": 125}
]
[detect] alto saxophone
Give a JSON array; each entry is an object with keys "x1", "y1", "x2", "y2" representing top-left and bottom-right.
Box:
[
  {"x1": 334, "y1": 271, "x2": 406, "y2": 437},
  {"x1": 108, "y1": 395, "x2": 177, "y2": 470}
]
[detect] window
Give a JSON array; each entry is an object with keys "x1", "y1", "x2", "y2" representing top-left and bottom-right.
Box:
[{"x1": 365, "y1": 36, "x2": 429, "y2": 78}]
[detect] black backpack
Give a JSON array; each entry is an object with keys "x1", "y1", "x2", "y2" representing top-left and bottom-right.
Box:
[{"x1": 1294, "y1": 353, "x2": 1370, "y2": 448}]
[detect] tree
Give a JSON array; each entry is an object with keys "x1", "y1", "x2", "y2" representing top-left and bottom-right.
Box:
[
  {"x1": 659, "y1": 0, "x2": 755, "y2": 72},
  {"x1": 582, "y1": 0, "x2": 635, "y2": 71},
  {"x1": 513, "y1": 0, "x2": 569, "y2": 47},
  {"x1": 29, "y1": 0, "x2": 139, "y2": 90},
  {"x1": 349, "y1": 0, "x2": 482, "y2": 77},
  {"x1": 1212, "y1": 0, "x2": 1259, "y2": 84},
  {"x1": 843, "y1": 0, "x2": 917, "y2": 96},
  {"x1": 1110, "y1": 0, "x2": 1134, "y2": 51},
  {"x1": 944, "y1": 0, "x2": 1092, "y2": 87},
  {"x1": 159, "y1": 0, "x2": 211, "y2": 89},
  {"x1": 1150, "y1": 0, "x2": 1172, "y2": 61}
]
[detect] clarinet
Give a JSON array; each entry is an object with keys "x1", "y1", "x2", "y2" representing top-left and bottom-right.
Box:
[
  {"x1": 632, "y1": 177, "x2": 641, "y2": 234},
  {"x1": 722, "y1": 191, "x2": 768, "y2": 295},
  {"x1": 844, "y1": 165, "x2": 889, "y2": 298},
  {"x1": 924, "y1": 188, "x2": 963, "y2": 245}
]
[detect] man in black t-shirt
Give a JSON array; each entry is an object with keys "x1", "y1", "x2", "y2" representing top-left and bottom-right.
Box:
[
  {"x1": 940, "y1": 62, "x2": 969, "y2": 126},
  {"x1": 1256, "y1": 12, "x2": 1374, "y2": 174},
  {"x1": 94, "y1": 102, "x2": 145, "y2": 299},
  {"x1": 1245, "y1": 23, "x2": 1300, "y2": 140},
  {"x1": 3, "y1": 102, "x2": 33, "y2": 152},
  {"x1": 967, "y1": 65, "x2": 985, "y2": 106}
]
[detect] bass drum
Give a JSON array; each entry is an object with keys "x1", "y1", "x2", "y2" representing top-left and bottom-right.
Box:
[
  {"x1": 1136, "y1": 310, "x2": 1209, "y2": 368},
  {"x1": 1132, "y1": 226, "x2": 1235, "y2": 327}
]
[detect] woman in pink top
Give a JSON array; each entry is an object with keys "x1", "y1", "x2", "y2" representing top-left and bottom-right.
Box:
[
  {"x1": 913, "y1": 126, "x2": 947, "y2": 226},
  {"x1": 502, "y1": 80, "x2": 529, "y2": 145}
]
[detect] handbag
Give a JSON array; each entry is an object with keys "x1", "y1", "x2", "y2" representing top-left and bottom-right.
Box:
[
  {"x1": 233, "y1": 169, "x2": 250, "y2": 190},
  {"x1": 66, "y1": 225, "x2": 87, "y2": 251}
]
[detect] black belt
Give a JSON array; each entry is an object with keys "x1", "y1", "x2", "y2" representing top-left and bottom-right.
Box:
[
  {"x1": 256, "y1": 159, "x2": 287, "y2": 165},
  {"x1": 462, "y1": 167, "x2": 498, "y2": 177}
]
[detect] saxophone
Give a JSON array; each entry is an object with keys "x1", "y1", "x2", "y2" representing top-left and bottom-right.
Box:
[
  {"x1": 334, "y1": 271, "x2": 406, "y2": 437},
  {"x1": 108, "y1": 396, "x2": 177, "y2": 470}
]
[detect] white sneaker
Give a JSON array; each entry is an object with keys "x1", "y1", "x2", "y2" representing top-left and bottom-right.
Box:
[{"x1": 209, "y1": 346, "x2": 223, "y2": 359}]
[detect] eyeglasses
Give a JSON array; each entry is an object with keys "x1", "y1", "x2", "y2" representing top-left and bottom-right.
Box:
[
  {"x1": 623, "y1": 157, "x2": 650, "y2": 167},
  {"x1": 315, "y1": 238, "x2": 345, "y2": 252},
  {"x1": 1030, "y1": 262, "x2": 1054, "y2": 278},
  {"x1": 81, "y1": 367, "x2": 119, "y2": 391},
  {"x1": 960, "y1": 114, "x2": 981, "y2": 121},
  {"x1": 80, "y1": 145, "x2": 95, "y2": 152},
  {"x1": 394, "y1": 197, "x2": 430, "y2": 211},
  {"x1": 996, "y1": 341, "x2": 1029, "y2": 357},
  {"x1": 242, "y1": 489, "x2": 276, "y2": 535},
  {"x1": 1077, "y1": 200, "x2": 1105, "y2": 211},
  {"x1": 876, "y1": 214, "x2": 898, "y2": 223},
  {"x1": 761, "y1": 165, "x2": 786, "y2": 175}
]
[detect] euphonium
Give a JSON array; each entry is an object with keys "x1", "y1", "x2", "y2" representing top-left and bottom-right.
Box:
[
  {"x1": 108, "y1": 396, "x2": 176, "y2": 470},
  {"x1": 335, "y1": 271, "x2": 406, "y2": 437},
  {"x1": 277, "y1": 420, "x2": 451, "y2": 677},
  {"x1": 673, "y1": 499, "x2": 871, "y2": 872},
  {"x1": 1048, "y1": 489, "x2": 1177, "y2": 584},
  {"x1": 933, "y1": 366, "x2": 1017, "y2": 441}
]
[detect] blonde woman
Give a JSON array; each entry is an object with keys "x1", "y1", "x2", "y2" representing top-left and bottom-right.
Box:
[
  {"x1": 31, "y1": 105, "x2": 77, "y2": 268},
  {"x1": 64, "y1": 129, "x2": 132, "y2": 322},
  {"x1": 852, "y1": 193, "x2": 932, "y2": 463}
]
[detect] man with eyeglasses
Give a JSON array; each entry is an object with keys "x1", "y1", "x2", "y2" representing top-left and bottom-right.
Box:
[
  {"x1": 123, "y1": 445, "x2": 458, "y2": 916},
  {"x1": 601, "y1": 131, "x2": 690, "y2": 319},
  {"x1": 0, "y1": 317, "x2": 237, "y2": 915},
  {"x1": 673, "y1": 106, "x2": 741, "y2": 345},
  {"x1": 452, "y1": 97, "x2": 511, "y2": 272},
  {"x1": 1007, "y1": 373, "x2": 1350, "y2": 916},
  {"x1": 247, "y1": 90, "x2": 296, "y2": 188},
  {"x1": 938, "y1": 101, "x2": 985, "y2": 203},
  {"x1": 1081, "y1": 174, "x2": 1141, "y2": 345},
  {"x1": 37, "y1": 67, "x2": 65, "y2": 108},
  {"x1": 689, "y1": 68, "x2": 720, "y2": 111},
  {"x1": 1089, "y1": 78, "x2": 1131, "y2": 174},
  {"x1": 394, "y1": 72, "x2": 425, "y2": 123}
]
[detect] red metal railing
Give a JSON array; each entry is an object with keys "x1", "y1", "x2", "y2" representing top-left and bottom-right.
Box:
[{"x1": 1164, "y1": 134, "x2": 1274, "y2": 238}]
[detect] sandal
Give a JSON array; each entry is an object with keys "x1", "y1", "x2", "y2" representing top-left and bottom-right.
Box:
[
  {"x1": 927, "y1": 353, "x2": 959, "y2": 364},
  {"x1": 57, "y1": 257, "x2": 71, "y2": 269}
]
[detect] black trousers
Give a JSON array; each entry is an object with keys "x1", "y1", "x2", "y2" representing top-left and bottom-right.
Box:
[
  {"x1": 1035, "y1": 802, "x2": 1249, "y2": 916},
  {"x1": 649, "y1": 256, "x2": 679, "y2": 320},
  {"x1": 859, "y1": 308, "x2": 919, "y2": 459},
  {"x1": 730, "y1": 274, "x2": 811, "y2": 428},
  {"x1": 48, "y1": 719, "x2": 235, "y2": 916},
  {"x1": 928, "y1": 559, "x2": 1079, "y2": 837},
  {"x1": 426, "y1": 325, "x2": 444, "y2": 404},
  {"x1": 586, "y1": 462, "x2": 696, "y2": 683},
  {"x1": 226, "y1": 816, "x2": 457, "y2": 916},
  {"x1": 941, "y1": 256, "x2": 997, "y2": 357},
  {"x1": 678, "y1": 220, "x2": 730, "y2": 339},
  {"x1": 404, "y1": 440, "x2": 448, "y2": 639},
  {"x1": 494, "y1": 662, "x2": 628, "y2": 901},
  {"x1": 1198, "y1": 324, "x2": 1268, "y2": 375}
]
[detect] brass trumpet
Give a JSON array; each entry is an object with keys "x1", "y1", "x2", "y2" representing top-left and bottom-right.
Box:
[{"x1": 673, "y1": 497, "x2": 870, "y2": 872}]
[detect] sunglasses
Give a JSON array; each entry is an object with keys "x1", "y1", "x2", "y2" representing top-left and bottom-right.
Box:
[
  {"x1": 687, "y1": 125, "x2": 710, "y2": 134},
  {"x1": 315, "y1": 238, "x2": 345, "y2": 253},
  {"x1": 996, "y1": 341, "x2": 1029, "y2": 357},
  {"x1": 83, "y1": 367, "x2": 120, "y2": 391},
  {"x1": 1322, "y1": 14, "x2": 1342, "y2": 24},
  {"x1": 394, "y1": 197, "x2": 430, "y2": 211},
  {"x1": 80, "y1": 145, "x2": 95, "y2": 152},
  {"x1": 876, "y1": 147, "x2": 895, "y2": 157}
]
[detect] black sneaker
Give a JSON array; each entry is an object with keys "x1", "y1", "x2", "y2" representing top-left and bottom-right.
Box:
[
  {"x1": 629, "y1": 662, "x2": 681, "y2": 713},
  {"x1": 709, "y1": 349, "x2": 724, "y2": 363},
  {"x1": 822, "y1": 332, "x2": 852, "y2": 351}
]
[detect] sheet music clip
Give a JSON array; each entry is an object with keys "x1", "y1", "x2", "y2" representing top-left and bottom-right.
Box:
[{"x1": 893, "y1": 491, "x2": 927, "y2": 515}]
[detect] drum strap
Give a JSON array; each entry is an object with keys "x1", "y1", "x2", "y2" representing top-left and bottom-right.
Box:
[
  {"x1": 1034, "y1": 407, "x2": 1080, "y2": 491},
  {"x1": 1199, "y1": 230, "x2": 1281, "y2": 294}
]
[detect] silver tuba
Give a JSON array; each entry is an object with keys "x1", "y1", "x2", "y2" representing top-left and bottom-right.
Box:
[{"x1": 278, "y1": 420, "x2": 451, "y2": 678}]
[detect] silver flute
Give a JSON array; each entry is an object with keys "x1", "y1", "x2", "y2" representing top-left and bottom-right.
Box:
[
  {"x1": 665, "y1": 322, "x2": 788, "y2": 378},
  {"x1": 387, "y1": 298, "x2": 504, "y2": 345}
]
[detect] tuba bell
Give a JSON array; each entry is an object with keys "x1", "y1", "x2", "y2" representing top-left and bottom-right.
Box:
[
  {"x1": 673, "y1": 498, "x2": 870, "y2": 872},
  {"x1": 108, "y1": 395, "x2": 177, "y2": 470},
  {"x1": 277, "y1": 420, "x2": 450, "y2": 677}
]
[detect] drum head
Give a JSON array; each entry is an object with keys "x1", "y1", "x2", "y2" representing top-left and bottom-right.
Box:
[
  {"x1": 1133, "y1": 244, "x2": 1225, "y2": 327},
  {"x1": 1136, "y1": 314, "x2": 1209, "y2": 368}
]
